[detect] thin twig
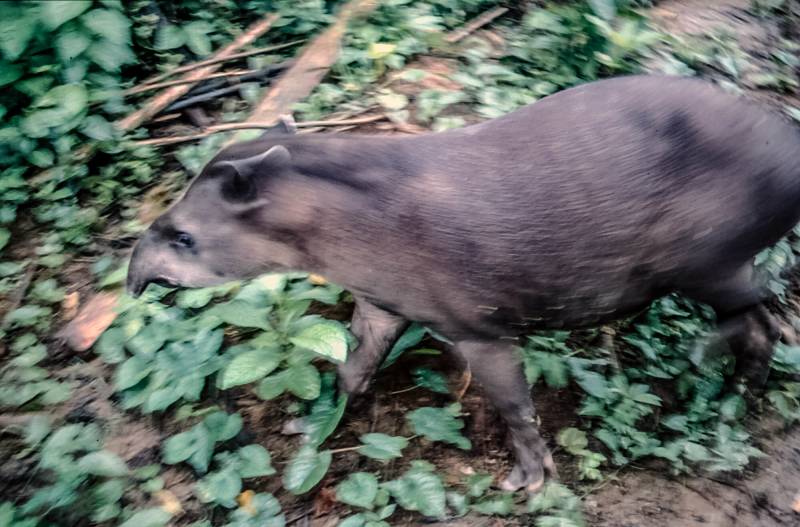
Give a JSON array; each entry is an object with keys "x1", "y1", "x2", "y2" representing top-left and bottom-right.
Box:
[
  {"x1": 116, "y1": 13, "x2": 280, "y2": 131},
  {"x1": 444, "y1": 6, "x2": 509, "y2": 43},
  {"x1": 137, "y1": 39, "x2": 305, "y2": 87},
  {"x1": 124, "y1": 69, "x2": 254, "y2": 96},
  {"x1": 132, "y1": 114, "x2": 387, "y2": 146}
]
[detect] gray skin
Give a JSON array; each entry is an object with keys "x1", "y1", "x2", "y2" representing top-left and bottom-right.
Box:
[{"x1": 127, "y1": 75, "x2": 800, "y2": 492}]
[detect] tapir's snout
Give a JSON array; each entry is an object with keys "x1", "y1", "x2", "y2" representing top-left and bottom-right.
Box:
[{"x1": 126, "y1": 234, "x2": 178, "y2": 298}]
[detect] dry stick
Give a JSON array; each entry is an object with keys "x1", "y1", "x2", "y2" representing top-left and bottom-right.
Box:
[
  {"x1": 131, "y1": 114, "x2": 387, "y2": 146},
  {"x1": 123, "y1": 69, "x2": 255, "y2": 96},
  {"x1": 226, "y1": 0, "x2": 379, "y2": 146},
  {"x1": 116, "y1": 13, "x2": 280, "y2": 132},
  {"x1": 444, "y1": 6, "x2": 509, "y2": 44},
  {"x1": 136, "y1": 38, "x2": 305, "y2": 87}
]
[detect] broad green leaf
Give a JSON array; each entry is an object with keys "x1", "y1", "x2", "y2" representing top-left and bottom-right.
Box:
[
  {"x1": 304, "y1": 374, "x2": 347, "y2": 446},
  {"x1": 143, "y1": 387, "x2": 182, "y2": 413},
  {"x1": 412, "y1": 367, "x2": 449, "y2": 394},
  {"x1": 237, "y1": 444, "x2": 275, "y2": 478},
  {"x1": 162, "y1": 425, "x2": 213, "y2": 473},
  {"x1": 219, "y1": 347, "x2": 282, "y2": 389},
  {"x1": 196, "y1": 467, "x2": 241, "y2": 508},
  {"x1": 384, "y1": 467, "x2": 446, "y2": 518},
  {"x1": 357, "y1": 433, "x2": 408, "y2": 461},
  {"x1": 471, "y1": 493, "x2": 514, "y2": 516},
  {"x1": 118, "y1": 507, "x2": 172, "y2": 527},
  {"x1": 223, "y1": 492, "x2": 284, "y2": 527},
  {"x1": 588, "y1": 0, "x2": 617, "y2": 20},
  {"x1": 203, "y1": 411, "x2": 242, "y2": 442},
  {"x1": 256, "y1": 372, "x2": 287, "y2": 400},
  {"x1": 176, "y1": 288, "x2": 216, "y2": 309},
  {"x1": 155, "y1": 24, "x2": 186, "y2": 50},
  {"x1": 80, "y1": 115, "x2": 115, "y2": 141},
  {"x1": 285, "y1": 364, "x2": 321, "y2": 400},
  {"x1": 381, "y1": 323, "x2": 427, "y2": 369},
  {"x1": 557, "y1": 427, "x2": 588, "y2": 456},
  {"x1": 289, "y1": 321, "x2": 349, "y2": 363},
  {"x1": 0, "y1": 8, "x2": 36, "y2": 61},
  {"x1": 209, "y1": 300, "x2": 271, "y2": 330},
  {"x1": 114, "y1": 355, "x2": 151, "y2": 391},
  {"x1": 184, "y1": 21, "x2": 213, "y2": 56},
  {"x1": 77, "y1": 451, "x2": 128, "y2": 477},
  {"x1": 466, "y1": 473, "x2": 493, "y2": 498},
  {"x1": 40, "y1": 1, "x2": 91, "y2": 29},
  {"x1": 283, "y1": 446, "x2": 332, "y2": 495},
  {"x1": 407, "y1": 405, "x2": 471, "y2": 450},
  {"x1": 337, "y1": 472, "x2": 379, "y2": 509},
  {"x1": 82, "y1": 8, "x2": 131, "y2": 44},
  {"x1": 0, "y1": 62, "x2": 22, "y2": 87},
  {"x1": 86, "y1": 40, "x2": 135, "y2": 72}
]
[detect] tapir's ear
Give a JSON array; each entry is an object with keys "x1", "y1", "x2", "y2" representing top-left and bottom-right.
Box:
[
  {"x1": 260, "y1": 115, "x2": 297, "y2": 137},
  {"x1": 219, "y1": 145, "x2": 291, "y2": 202}
]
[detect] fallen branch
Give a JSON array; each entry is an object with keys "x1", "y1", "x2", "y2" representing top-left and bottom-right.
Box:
[
  {"x1": 131, "y1": 114, "x2": 387, "y2": 147},
  {"x1": 444, "y1": 6, "x2": 509, "y2": 43},
  {"x1": 227, "y1": 0, "x2": 378, "y2": 145},
  {"x1": 136, "y1": 38, "x2": 304, "y2": 88},
  {"x1": 123, "y1": 69, "x2": 254, "y2": 96},
  {"x1": 116, "y1": 13, "x2": 280, "y2": 131}
]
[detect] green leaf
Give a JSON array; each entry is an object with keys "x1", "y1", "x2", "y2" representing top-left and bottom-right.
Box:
[
  {"x1": 337, "y1": 472, "x2": 379, "y2": 509},
  {"x1": 375, "y1": 91, "x2": 408, "y2": 111},
  {"x1": 219, "y1": 347, "x2": 282, "y2": 389},
  {"x1": 209, "y1": 300, "x2": 271, "y2": 330},
  {"x1": 203, "y1": 411, "x2": 242, "y2": 442},
  {"x1": 80, "y1": 115, "x2": 115, "y2": 141},
  {"x1": 77, "y1": 451, "x2": 128, "y2": 477},
  {"x1": 196, "y1": 467, "x2": 241, "y2": 508},
  {"x1": 0, "y1": 62, "x2": 22, "y2": 87},
  {"x1": 719, "y1": 394, "x2": 746, "y2": 422},
  {"x1": 162, "y1": 425, "x2": 213, "y2": 473},
  {"x1": 471, "y1": 493, "x2": 514, "y2": 516},
  {"x1": 0, "y1": 228, "x2": 9, "y2": 251},
  {"x1": 466, "y1": 473, "x2": 493, "y2": 498},
  {"x1": 357, "y1": 433, "x2": 408, "y2": 461},
  {"x1": 82, "y1": 8, "x2": 131, "y2": 44},
  {"x1": 86, "y1": 39, "x2": 135, "y2": 71},
  {"x1": 114, "y1": 355, "x2": 150, "y2": 391},
  {"x1": 256, "y1": 372, "x2": 287, "y2": 400},
  {"x1": 237, "y1": 444, "x2": 275, "y2": 478},
  {"x1": 285, "y1": 364, "x2": 322, "y2": 400},
  {"x1": 412, "y1": 367, "x2": 449, "y2": 394},
  {"x1": 382, "y1": 323, "x2": 427, "y2": 369},
  {"x1": 40, "y1": 1, "x2": 92, "y2": 29},
  {"x1": 155, "y1": 24, "x2": 186, "y2": 50},
  {"x1": 407, "y1": 404, "x2": 471, "y2": 450},
  {"x1": 588, "y1": 0, "x2": 617, "y2": 21},
  {"x1": 118, "y1": 507, "x2": 172, "y2": 527},
  {"x1": 557, "y1": 427, "x2": 589, "y2": 456},
  {"x1": 304, "y1": 374, "x2": 347, "y2": 447},
  {"x1": 289, "y1": 321, "x2": 349, "y2": 363},
  {"x1": 283, "y1": 445, "x2": 332, "y2": 495},
  {"x1": 384, "y1": 467, "x2": 446, "y2": 518},
  {"x1": 184, "y1": 21, "x2": 213, "y2": 56},
  {"x1": 367, "y1": 43, "x2": 397, "y2": 60},
  {"x1": 0, "y1": 8, "x2": 36, "y2": 61},
  {"x1": 176, "y1": 288, "x2": 216, "y2": 309},
  {"x1": 224, "y1": 492, "x2": 284, "y2": 527}
]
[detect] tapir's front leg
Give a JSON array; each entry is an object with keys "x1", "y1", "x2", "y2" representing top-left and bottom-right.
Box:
[{"x1": 338, "y1": 297, "x2": 409, "y2": 395}]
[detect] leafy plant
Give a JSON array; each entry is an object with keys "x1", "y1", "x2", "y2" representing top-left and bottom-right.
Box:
[{"x1": 406, "y1": 403, "x2": 472, "y2": 449}]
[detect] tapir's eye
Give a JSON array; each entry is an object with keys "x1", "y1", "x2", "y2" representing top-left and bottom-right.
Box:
[{"x1": 175, "y1": 232, "x2": 195, "y2": 249}]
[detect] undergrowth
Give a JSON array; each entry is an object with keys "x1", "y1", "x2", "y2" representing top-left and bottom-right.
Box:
[{"x1": 2, "y1": 1, "x2": 800, "y2": 526}]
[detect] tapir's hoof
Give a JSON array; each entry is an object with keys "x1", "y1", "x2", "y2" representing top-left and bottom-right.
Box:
[{"x1": 500, "y1": 453, "x2": 558, "y2": 493}]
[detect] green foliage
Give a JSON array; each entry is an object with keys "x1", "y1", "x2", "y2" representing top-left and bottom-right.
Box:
[
  {"x1": 383, "y1": 461, "x2": 447, "y2": 519},
  {"x1": 406, "y1": 403, "x2": 472, "y2": 449},
  {"x1": 357, "y1": 433, "x2": 409, "y2": 461},
  {"x1": 196, "y1": 445, "x2": 275, "y2": 507},
  {"x1": 282, "y1": 445, "x2": 332, "y2": 495},
  {"x1": 222, "y1": 492, "x2": 285, "y2": 527},
  {"x1": 528, "y1": 483, "x2": 586, "y2": 527},
  {"x1": 337, "y1": 472, "x2": 380, "y2": 509},
  {"x1": 162, "y1": 411, "x2": 242, "y2": 473},
  {"x1": 557, "y1": 428, "x2": 606, "y2": 481}
]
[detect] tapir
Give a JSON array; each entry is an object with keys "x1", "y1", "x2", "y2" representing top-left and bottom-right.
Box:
[{"x1": 127, "y1": 75, "x2": 800, "y2": 491}]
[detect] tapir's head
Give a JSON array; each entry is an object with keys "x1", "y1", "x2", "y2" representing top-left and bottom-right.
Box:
[{"x1": 127, "y1": 120, "x2": 310, "y2": 297}]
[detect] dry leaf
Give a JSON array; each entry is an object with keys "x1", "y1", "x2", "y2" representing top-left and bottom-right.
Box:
[
  {"x1": 61, "y1": 292, "x2": 80, "y2": 320},
  {"x1": 156, "y1": 489, "x2": 183, "y2": 515},
  {"x1": 59, "y1": 292, "x2": 120, "y2": 351},
  {"x1": 308, "y1": 273, "x2": 328, "y2": 285},
  {"x1": 237, "y1": 490, "x2": 256, "y2": 515}
]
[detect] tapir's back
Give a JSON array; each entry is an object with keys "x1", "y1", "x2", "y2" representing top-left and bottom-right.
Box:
[{"x1": 387, "y1": 75, "x2": 800, "y2": 333}]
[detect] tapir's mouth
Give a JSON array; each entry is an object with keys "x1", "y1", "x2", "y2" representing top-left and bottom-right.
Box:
[{"x1": 126, "y1": 275, "x2": 181, "y2": 298}]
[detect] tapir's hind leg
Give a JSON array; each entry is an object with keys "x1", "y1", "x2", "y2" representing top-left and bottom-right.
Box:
[
  {"x1": 454, "y1": 340, "x2": 556, "y2": 491},
  {"x1": 681, "y1": 265, "x2": 780, "y2": 386}
]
